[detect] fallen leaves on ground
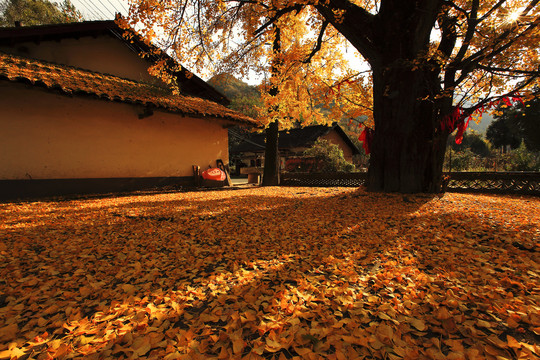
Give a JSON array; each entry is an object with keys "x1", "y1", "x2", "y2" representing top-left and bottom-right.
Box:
[{"x1": 0, "y1": 187, "x2": 539, "y2": 360}]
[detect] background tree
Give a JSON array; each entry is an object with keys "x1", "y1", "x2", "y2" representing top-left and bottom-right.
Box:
[
  {"x1": 448, "y1": 131, "x2": 491, "y2": 157},
  {"x1": 125, "y1": 0, "x2": 540, "y2": 193},
  {"x1": 303, "y1": 139, "x2": 356, "y2": 173},
  {"x1": 0, "y1": 0, "x2": 82, "y2": 26},
  {"x1": 486, "y1": 114, "x2": 523, "y2": 151},
  {"x1": 518, "y1": 96, "x2": 540, "y2": 152},
  {"x1": 260, "y1": 25, "x2": 281, "y2": 186},
  {"x1": 508, "y1": 141, "x2": 540, "y2": 170},
  {"x1": 487, "y1": 92, "x2": 540, "y2": 152},
  {"x1": 208, "y1": 73, "x2": 262, "y2": 120},
  {"x1": 445, "y1": 131, "x2": 492, "y2": 171}
]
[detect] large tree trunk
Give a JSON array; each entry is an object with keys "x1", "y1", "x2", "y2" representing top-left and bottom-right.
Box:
[
  {"x1": 262, "y1": 120, "x2": 280, "y2": 186},
  {"x1": 362, "y1": 1, "x2": 447, "y2": 193},
  {"x1": 316, "y1": 0, "x2": 447, "y2": 193},
  {"x1": 367, "y1": 65, "x2": 448, "y2": 193},
  {"x1": 262, "y1": 26, "x2": 281, "y2": 186}
]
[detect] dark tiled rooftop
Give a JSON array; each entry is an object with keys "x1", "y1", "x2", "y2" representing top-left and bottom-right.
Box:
[
  {"x1": 231, "y1": 124, "x2": 361, "y2": 154},
  {"x1": 0, "y1": 52, "x2": 259, "y2": 126}
]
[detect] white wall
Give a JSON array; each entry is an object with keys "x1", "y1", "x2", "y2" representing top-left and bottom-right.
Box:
[
  {"x1": 0, "y1": 82, "x2": 229, "y2": 180},
  {"x1": 0, "y1": 35, "x2": 161, "y2": 85}
]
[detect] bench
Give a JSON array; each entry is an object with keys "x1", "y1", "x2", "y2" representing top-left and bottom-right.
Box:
[{"x1": 240, "y1": 167, "x2": 264, "y2": 184}]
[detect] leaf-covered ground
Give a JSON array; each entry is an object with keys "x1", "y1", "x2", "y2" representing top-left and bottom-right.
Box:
[{"x1": 0, "y1": 187, "x2": 539, "y2": 360}]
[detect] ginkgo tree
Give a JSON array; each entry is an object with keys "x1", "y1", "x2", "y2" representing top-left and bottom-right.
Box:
[
  {"x1": 254, "y1": 16, "x2": 370, "y2": 185},
  {"x1": 125, "y1": 0, "x2": 539, "y2": 193}
]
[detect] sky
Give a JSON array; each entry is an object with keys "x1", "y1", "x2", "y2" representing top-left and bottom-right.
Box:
[
  {"x1": 65, "y1": 0, "x2": 368, "y2": 84},
  {"x1": 68, "y1": 0, "x2": 129, "y2": 21},
  {"x1": 62, "y1": 1, "x2": 495, "y2": 131}
]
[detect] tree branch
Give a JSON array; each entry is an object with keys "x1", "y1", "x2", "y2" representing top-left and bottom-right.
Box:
[
  {"x1": 314, "y1": 0, "x2": 378, "y2": 65},
  {"x1": 437, "y1": 9, "x2": 458, "y2": 59},
  {"x1": 477, "y1": 64, "x2": 540, "y2": 76},
  {"x1": 302, "y1": 20, "x2": 329, "y2": 63},
  {"x1": 456, "y1": 0, "x2": 540, "y2": 73},
  {"x1": 478, "y1": 0, "x2": 508, "y2": 22},
  {"x1": 444, "y1": 1, "x2": 469, "y2": 18},
  {"x1": 455, "y1": 16, "x2": 540, "y2": 85},
  {"x1": 253, "y1": 4, "x2": 304, "y2": 36},
  {"x1": 461, "y1": 77, "x2": 538, "y2": 116},
  {"x1": 452, "y1": 0, "x2": 479, "y2": 65}
]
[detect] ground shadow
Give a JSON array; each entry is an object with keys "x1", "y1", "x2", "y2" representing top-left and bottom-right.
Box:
[{"x1": 0, "y1": 188, "x2": 538, "y2": 359}]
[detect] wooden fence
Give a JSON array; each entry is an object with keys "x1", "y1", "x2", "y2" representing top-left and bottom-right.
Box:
[{"x1": 280, "y1": 171, "x2": 540, "y2": 196}]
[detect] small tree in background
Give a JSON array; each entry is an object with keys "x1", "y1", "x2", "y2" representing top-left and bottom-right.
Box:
[
  {"x1": 303, "y1": 139, "x2": 355, "y2": 173},
  {"x1": 484, "y1": 93, "x2": 540, "y2": 171},
  {"x1": 487, "y1": 93, "x2": 540, "y2": 152},
  {"x1": 0, "y1": 0, "x2": 82, "y2": 26},
  {"x1": 444, "y1": 129, "x2": 540, "y2": 172},
  {"x1": 448, "y1": 131, "x2": 491, "y2": 157},
  {"x1": 508, "y1": 142, "x2": 540, "y2": 171}
]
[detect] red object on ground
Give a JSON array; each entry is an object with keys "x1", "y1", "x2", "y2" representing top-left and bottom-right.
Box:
[{"x1": 202, "y1": 168, "x2": 226, "y2": 181}]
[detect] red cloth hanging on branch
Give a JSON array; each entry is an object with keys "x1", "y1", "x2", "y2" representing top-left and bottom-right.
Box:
[
  {"x1": 440, "y1": 106, "x2": 470, "y2": 144},
  {"x1": 454, "y1": 117, "x2": 471, "y2": 145},
  {"x1": 358, "y1": 126, "x2": 374, "y2": 155},
  {"x1": 441, "y1": 93, "x2": 523, "y2": 145}
]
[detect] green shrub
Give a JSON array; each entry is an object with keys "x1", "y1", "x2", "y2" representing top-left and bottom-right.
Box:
[
  {"x1": 303, "y1": 139, "x2": 355, "y2": 173},
  {"x1": 507, "y1": 142, "x2": 540, "y2": 171}
]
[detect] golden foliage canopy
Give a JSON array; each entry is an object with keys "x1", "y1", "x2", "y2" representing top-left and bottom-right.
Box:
[
  {"x1": 125, "y1": 0, "x2": 539, "y2": 127},
  {"x1": 124, "y1": 1, "x2": 376, "y2": 128}
]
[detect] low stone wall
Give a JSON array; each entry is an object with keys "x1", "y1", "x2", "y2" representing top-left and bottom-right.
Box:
[
  {"x1": 281, "y1": 172, "x2": 540, "y2": 195},
  {"x1": 445, "y1": 171, "x2": 540, "y2": 195}
]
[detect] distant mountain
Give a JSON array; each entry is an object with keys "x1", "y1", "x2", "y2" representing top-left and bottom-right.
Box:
[
  {"x1": 208, "y1": 73, "x2": 261, "y2": 119},
  {"x1": 468, "y1": 113, "x2": 494, "y2": 134},
  {"x1": 208, "y1": 73, "x2": 260, "y2": 102}
]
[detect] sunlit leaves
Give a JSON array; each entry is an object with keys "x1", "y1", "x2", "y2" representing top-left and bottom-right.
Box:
[
  {"x1": 126, "y1": 0, "x2": 539, "y2": 112},
  {"x1": 126, "y1": 0, "x2": 374, "y2": 129},
  {"x1": 0, "y1": 188, "x2": 539, "y2": 359}
]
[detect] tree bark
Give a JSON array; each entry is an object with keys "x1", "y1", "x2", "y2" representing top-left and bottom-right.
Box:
[
  {"x1": 262, "y1": 120, "x2": 280, "y2": 186},
  {"x1": 367, "y1": 65, "x2": 448, "y2": 193},
  {"x1": 262, "y1": 25, "x2": 281, "y2": 186},
  {"x1": 317, "y1": 0, "x2": 447, "y2": 193}
]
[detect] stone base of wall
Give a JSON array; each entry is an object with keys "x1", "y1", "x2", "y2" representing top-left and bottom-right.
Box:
[{"x1": 0, "y1": 177, "x2": 195, "y2": 201}]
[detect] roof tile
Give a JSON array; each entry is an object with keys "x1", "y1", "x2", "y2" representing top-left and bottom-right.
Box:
[{"x1": 0, "y1": 52, "x2": 259, "y2": 127}]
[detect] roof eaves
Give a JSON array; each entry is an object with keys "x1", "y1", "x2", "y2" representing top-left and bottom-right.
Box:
[
  {"x1": 0, "y1": 20, "x2": 117, "y2": 45},
  {"x1": 0, "y1": 52, "x2": 259, "y2": 127},
  {"x1": 0, "y1": 19, "x2": 231, "y2": 106},
  {"x1": 333, "y1": 124, "x2": 361, "y2": 155}
]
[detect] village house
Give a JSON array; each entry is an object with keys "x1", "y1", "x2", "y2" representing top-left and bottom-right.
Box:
[
  {"x1": 0, "y1": 19, "x2": 258, "y2": 199},
  {"x1": 230, "y1": 123, "x2": 361, "y2": 178}
]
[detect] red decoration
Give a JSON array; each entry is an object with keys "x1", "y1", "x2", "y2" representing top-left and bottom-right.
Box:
[
  {"x1": 325, "y1": 79, "x2": 356, "y2": 99},
  {"x1": 358, "y1": 126, "x2": 374, "y2": 155},
  {"x1": 202, "y1": 168, "x2": 226, "y2": 181},
  {"x1": 440, "y1": 94, "x2": 522, "y2": 145},
  {"x1": 455, "y1": 117, "x2": 471, "y2": 145}
]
